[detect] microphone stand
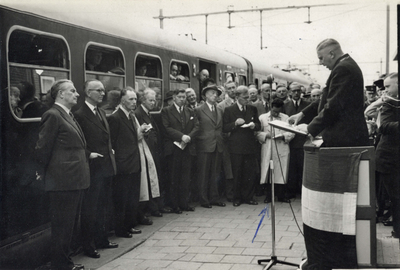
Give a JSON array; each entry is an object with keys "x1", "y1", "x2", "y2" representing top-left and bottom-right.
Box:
[{"x1": 258, "y1": 82, "x2": 299, "y2": 270}]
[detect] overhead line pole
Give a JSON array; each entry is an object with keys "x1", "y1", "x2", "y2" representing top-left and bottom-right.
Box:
[{"x1": 155, "y1": 4, "x2": 343, "y2": 49}]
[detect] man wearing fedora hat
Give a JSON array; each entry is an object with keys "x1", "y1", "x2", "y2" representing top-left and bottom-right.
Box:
[{"x1": 195, "y1": 85, "x2": 225, "y2": 208}]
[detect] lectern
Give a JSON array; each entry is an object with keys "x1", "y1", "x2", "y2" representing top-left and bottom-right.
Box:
[{"x1": 302, "y1": 143, "x2": 376, "y2": 268}]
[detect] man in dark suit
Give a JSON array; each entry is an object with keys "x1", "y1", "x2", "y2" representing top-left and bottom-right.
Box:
[
  {"x1": 108, "y1": 88, "x2": 144, "y2": 238},
  {"x1": 283, "y1": 82, "x2": 311, "y2": 200},
  {"x1": 195, "y1": 85, "x2": 225, "y2": 208},
  {"x1": 293, "y1": 39, "x2": 369, "y2": 270},
  {"x1": 223, "y1": 85, "x2": 261, "y2": 207},
  {"x1": 294, "y1": 39, "x2": 369, "y2": 147},
  {"x1": 74, "y1": 80, "x2": 118, "y2": 259},
  {"x1": 35, "y1": 79, "x2": 90, "y2": 270},
  {"x1": 135, "y1": 88, "x2": 170, "y2": 217},
  {"x1": 161, "y1": 89, "x2": 199, "y2": 214}
]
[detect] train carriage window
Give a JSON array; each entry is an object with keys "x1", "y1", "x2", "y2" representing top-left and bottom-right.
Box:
[
  {"x1": 85, "y1": 44, "x2": 125, "y2": 95},
  {"x1": 239, "y1": 75, "x2": 247, "y2": 86},
  {"x1": 169, "y1": 61, "x2": 190, "y2": 93},
  {"x1": 224, "y1": 72, "x2": 235, "y2": 84},
  {"x1": 135, "y1": 54, "x2": 163, "y2": 112},
  {"x1": 4, "y1": 28, "x2": 71, "y2": 241},
  {"x1": 8, "y1": 29, "x2": 70, "y2": 120}
]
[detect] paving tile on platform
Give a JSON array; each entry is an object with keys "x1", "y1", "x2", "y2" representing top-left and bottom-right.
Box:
[
  {"x1": 185, "y1": 246, "x2": 217, "y2": 254},
  {"x1": 191, "y1": 253, "x2": 224, "y2": 263},
  {"x1": 168, "y1": 260, "x2": 203, "y2": 270},
  {"x1": 213, "y1": 247, "x2": 245, "y2": 255},
  {"x1": 220, "y1": 255, "x2": 254, "y2": 264},
  {"x1": 198, "y1": 262, "x2": 233, "y2": 270}
]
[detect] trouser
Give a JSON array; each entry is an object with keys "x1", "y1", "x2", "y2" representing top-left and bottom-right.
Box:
[
  {"x1": 81, "y1": 176, "x2": 112, "y2": 250},
  {"x1": 168, "y1": 147, "x2": 191, "y2": 209},
  {"x1": 230, "y1": 153, "x2": 257, "y2": 203},
  {"x1": 197, "y1": 151, "x2": 222, "y2": 205},
  {"x1": 49, "y1": 190, "x2": 83, "y2": 270},
  {"x1": 380, "y1": 170, "x2": 400, "y2": 235},
  {"x1": 113, "y1": 172, "x2": 140, "y2": 234}
]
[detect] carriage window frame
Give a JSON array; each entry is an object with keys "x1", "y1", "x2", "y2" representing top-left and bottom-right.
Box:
[
  {"x1": 7, "y1": 26, "x2": 71, "y2": 123},
  {"x1": 134, "y1": 52, "x2": 164, "y2": 113},
  {"x1": 84, "y1": 42, "x2": 126, "y2": 87},
  {"x1": 169, "y1": 59, "x2": 190, "y2": 95},
  {"x1": 169, "y1": 60, "x2": 190, "y2": 84},
  {"x1": 224, "y1": 71, "x2": 235, "y2": 84},
  {"x1": 239, "y1": 75, "x2": 247, "y2": 86}
]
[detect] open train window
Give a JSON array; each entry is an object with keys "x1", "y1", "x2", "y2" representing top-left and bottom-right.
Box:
[
  {"x1": 239, "y1": 75, "x2": 247, "y2": 86},
  {"x1": 135, "y1": 54, "x2": 163, "y2": 112},
  {"x1": 169, "y1": 61, "x2": 190, "y2": 93},
  {"x1": 224, "y1": 72, "x2": 235, "y2": 84},
  {"x1": 8, "y1": 28, "x2": 70, "y2": 121},
  {"x1": 85, "y1": 44, "x2": 125, "y2": 94}
]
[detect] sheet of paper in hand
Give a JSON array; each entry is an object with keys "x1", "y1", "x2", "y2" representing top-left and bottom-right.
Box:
[{"x1": 269, "y1": 120, "x2": 308, "y2": 136}]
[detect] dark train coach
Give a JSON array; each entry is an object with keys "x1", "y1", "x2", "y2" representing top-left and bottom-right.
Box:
[{"x1": 0, "y1": 4, "x2": 309, "y2": 268}]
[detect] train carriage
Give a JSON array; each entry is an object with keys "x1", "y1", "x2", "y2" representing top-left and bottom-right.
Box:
[{"x1": 0, "y1": 4, "x2": 309, "y2": 268}]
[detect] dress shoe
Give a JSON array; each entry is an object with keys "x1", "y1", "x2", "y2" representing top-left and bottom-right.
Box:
[
  {"x1": 84, "y1": 249, "x2": 100, "y2": 259},
  {"x1": 115, "y1": 231, "x2": 133, "y2": 238},
  {"x1": 151, "y1": 211, "x2": 163, "y2": 217},
  {"x1": 183, "y1": 206, "x2": 195, "y2": 211},
  {"x1": 129, "y1": 228, "x2": 142, "y2": 234},
  {"x1": 160, "y1": 207, "x2": 172, "y2": 213},
  {"x1": 71, "y1": 264, "x2": 85, "y2": 270},
  {"x1": 201, "y1": 204, "x2": 212, "y2": 209},
  {"x1": 382, "y1": 216, "x2": 393, "y2": 226},
  {"x1": 246, "y1": 200, "x2": 258, "y2": 205},
  {"x1": 264, "y1": 197, "x2": 271, "y2": 203},
  {"x1": 140, "y1": 217, "x2": 153, "y2": 225},
  {"x1": 173, "y1": 208, "x2": 182, "y2": 214},
  {"x1": 98, "y1": 241, "x2": 118, "y2": 249},
  {"x1": 211, "y1": 202, "x2": 226, "y2": 207},
  {"x1": 233, "y1": 201, "x2": 241, "y2": 207}
]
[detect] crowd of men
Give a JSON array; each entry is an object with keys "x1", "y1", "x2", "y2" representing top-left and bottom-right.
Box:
[{"x1": 34, "y1": 38, "x2": 398, "y2": 270}]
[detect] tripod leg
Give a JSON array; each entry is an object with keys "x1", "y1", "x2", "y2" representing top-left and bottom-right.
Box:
[{"x1": 262, "y1": 258, "x2": 276, "y2": 270}]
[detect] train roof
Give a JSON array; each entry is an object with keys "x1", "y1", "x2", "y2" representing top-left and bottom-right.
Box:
[{"x1": 1, "y1": 3, "x2": 247, "y2": 70}]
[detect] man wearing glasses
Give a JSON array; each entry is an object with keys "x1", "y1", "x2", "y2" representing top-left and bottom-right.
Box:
[{"x1": 75, "y1": 80, "x2": 118, "y2": 259}]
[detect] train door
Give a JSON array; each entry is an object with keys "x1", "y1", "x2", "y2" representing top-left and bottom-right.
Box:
[{"x1": 198, "y1": 59, "x2": 216, "y2": 95}]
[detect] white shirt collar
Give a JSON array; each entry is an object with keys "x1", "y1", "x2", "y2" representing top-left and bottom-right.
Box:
[
  {"x1": 85, "y1": 100, "x2": 96, "y2": 114},
  {"x1": 174, "y1": 102, "x2": 182, "y2": 112},
  {"x1": 120, "y1": 106, "x2": 131, "y2": 119},
  {"x1": 141, "y1": 104, "x2": 150, "y2": 115},
  {"x1": 55, "y1": 102, "x2": 71, "y2": 114},
  {"x1": 236, "y1": 101, "x2": 244, "y2": 111},
  {"x1": 205, "y1": 101, "x2": 214, "y2": 111}
]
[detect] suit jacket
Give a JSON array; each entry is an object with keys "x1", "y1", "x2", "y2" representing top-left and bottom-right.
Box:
[
  {"x1": 161, "y1": 104, "x2": 199, "y2": 156},
  {"x1": 251, "y1": 100, "x2": 267, "y2": 117},
  {"x1": 195, "y1": 103, "x2": 223, "y2": 153},
  {"x1": 135, "y1": 105, "x2": 161, "y2": 159},
  {"x1": 307, "y1": 54, "x2": 369, "y2": 147},
  {"x1": 375, "y1": 98, "x2": 400, "y2": 174},
  {"x1": 75, "y1": 103, "x2": 116, "y2": 179},
  {"x1": 223, "y1": 103, "x2": 261, "y2": 154},
  {"x1": 108, "y1": 108, "x2": 141, "y2": 174},
  {"x1": 284, "y1": 98, "x2": 311, "y2": 148},
  {"x1": 35, "y1": 104, "x2": 90, "y2": 191},
  {"x1": 283, "y1": 98, "x2": 310, "y2": 117}
]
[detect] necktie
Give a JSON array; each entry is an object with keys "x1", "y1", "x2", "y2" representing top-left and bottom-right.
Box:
[
  {"x1": 69, "y1": 111, "x2": 84, "y2": 138},
  {"x1": 294, "y1": 101, "x2": 299, "y2": 111},
  {"x1": 179, "y1": 107, "x2": 185, "y2": 130},
  {"x1": 95, "y1": 107, "x2": 105, "y2": 127},
  {"x1": 212, "y1": 105, "x2": 217, "y2": 121},
  {"x1": 129, "y1": 112, "x2": 138, "y2": 131}
]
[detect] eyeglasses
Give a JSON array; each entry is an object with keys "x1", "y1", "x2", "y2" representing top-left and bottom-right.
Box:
[{"x1": 89, "y1": 89, "x2": 105, "y2": 93}]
